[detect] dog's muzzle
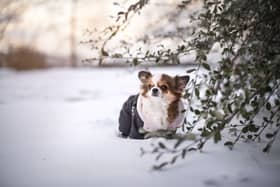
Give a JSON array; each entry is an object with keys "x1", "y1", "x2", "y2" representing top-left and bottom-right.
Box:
[{"x1": 151, "y1": 87, "x2": 160, "y2": 97}]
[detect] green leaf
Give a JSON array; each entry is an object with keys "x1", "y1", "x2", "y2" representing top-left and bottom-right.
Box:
[
  {"x1": 266, "y1": 102, "x2": 271, "y2": 111},
  {"x1": 227, "y1": 104, "x2": 233, "y2": 113},
  {"x1": 132, "y1": 58, "x2": 139, "y2": 66},
  {"x1": 158, "y1": 142, "x2": 166, "y2": 149},
  {"x1": 224, "y1": 141, "x2": 233, "y2": 146},
  {"x1": 206, "y1": 89, "x2": 212, "y2": 96},
  {"x1": 182, "y1": 149, "x2": 187, "y2": 159},
  {"x1": 262, "y1": 143, "x2": 271, "y2": 153},
  {"x1": 206, "y1": 120, "x2": 215, "y2": 128},
  {"x1": 242, "y1": 126, "x2": 249, "y2": 133},
  {"x1": 186, "y1": 68, "x2": 196, "y2": 73},
  {"x1": 263, "y1": 117, "x2": 269, "y2": 122},
  {"x1": 198, "y1": 141, "x2": 205, "y2": 150},
  {"x1": 213, "y1": 111, "x2": 224, "y2": 121},
  {"x1": 214, "y1": 131, "x2": 221, "y2": 143},
  {"x1": 194, "y1": 109, "x2": 201, "y2": 115},
  {"x1": 153, "y1": 162, "x2": 169, "y2": 170},
  {"x1": 274, "y1": 99, "x2": 280, "y2": 106},
  {"x1": 224, "y1": 141, "x2": 233, "y2": 150},
  {"x1": 187, "y1": 147, "x2": 197, "y2": 151},
  {"x1": 195, "y1": 88, "x2": 200, "y2": 98},
  {"x1": 240, "y1": 107, "x2": 249, "y2": 119},
  {"x1": 101, "y1": 49, "x2": 109, "y2": 56},
  {"x1": 265, "y1": 133, "x2": 274, "y2": 139},
  {"x1": 201, "y1": 129, "x2": 211, "y2": 137},
  {"x1": 155, "y1": 57, "x2": 160, "y2": 63},
  {"x1": 170, "y1": 156, "x2": 178, "y2": 165},
  {"x1": 174, "y1": 139, "x2": 184, "y2": 149},
  {"x1": 140, "y1": 147, "x2": 145, "y2": 156},
  {"x1": 155, "y1": 153, "x2": 163, "y2": 161},
  {"x1": 248, "y1": 124, "x2": 259, "y2": 132},
  {"x1": 182, "y1": 0, "x2": 191, "y2": 4},
  {"x1": 202, "y1": 63, "x2": 211, "y2": 70},
  {"x1": 117, "y1": 11, "x2": 125, "y2": 15}
]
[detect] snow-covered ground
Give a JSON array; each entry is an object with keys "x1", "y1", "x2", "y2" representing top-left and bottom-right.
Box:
[{"x1": 0, "y1": 67, "x2": 279, "y2": 187}]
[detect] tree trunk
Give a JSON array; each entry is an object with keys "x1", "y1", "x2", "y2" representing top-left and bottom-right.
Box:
[{"x1": 70, "y1": 0, "x2": 77, "y2": 67}]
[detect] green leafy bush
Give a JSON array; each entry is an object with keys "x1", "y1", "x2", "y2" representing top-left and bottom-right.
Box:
[{"x1": 85, "y1": 0, "x2": 280, "y2": 169}]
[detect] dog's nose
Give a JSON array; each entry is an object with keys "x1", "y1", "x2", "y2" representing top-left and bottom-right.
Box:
[{"x1": 152, "y1": 87, "x2": 159, "y2": 95}]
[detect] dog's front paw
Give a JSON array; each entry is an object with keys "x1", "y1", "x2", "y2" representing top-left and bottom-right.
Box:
[{"x1": 117, "y1": 132, "x2": 128, "y2": 138}]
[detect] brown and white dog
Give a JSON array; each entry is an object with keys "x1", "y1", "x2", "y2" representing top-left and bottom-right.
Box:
[{"x1": 137, "y1": 71, "x2": 189, "y2": 132}]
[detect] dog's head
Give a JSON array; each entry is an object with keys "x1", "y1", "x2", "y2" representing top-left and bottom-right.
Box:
[{"x1": 138, "y1": 71, "x2": 189, "y2": 102}]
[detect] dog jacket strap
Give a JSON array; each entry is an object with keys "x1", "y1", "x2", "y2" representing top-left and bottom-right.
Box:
[{"x1": 130, "y1": 97, "x2": 137, "y2": 131}]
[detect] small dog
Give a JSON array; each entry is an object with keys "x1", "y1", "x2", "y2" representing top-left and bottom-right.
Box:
[{"x1": 118, "y1": 70, "x2": 189, "y2": 139}]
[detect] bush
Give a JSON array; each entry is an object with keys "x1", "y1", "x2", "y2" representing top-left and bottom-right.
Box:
[
  {"x1": 3, "y1": 46, "x2": 48, "y2": 71},
  {"x1": 85, "y1": 0, "x2": 280, "y2": 170}
]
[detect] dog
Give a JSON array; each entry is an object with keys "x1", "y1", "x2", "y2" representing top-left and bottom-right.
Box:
[{"x1": 118, "y1": 70, "x2": 189, "y2": 139}]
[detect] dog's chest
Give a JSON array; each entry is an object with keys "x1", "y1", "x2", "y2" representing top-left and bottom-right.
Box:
[{"x1": 141, "y1": 97, "x2": 169, "y2": 129}]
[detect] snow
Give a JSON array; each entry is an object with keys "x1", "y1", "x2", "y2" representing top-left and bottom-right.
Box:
[{"x1": 0, "y1": 67, "x2": 280, "y2": 187}]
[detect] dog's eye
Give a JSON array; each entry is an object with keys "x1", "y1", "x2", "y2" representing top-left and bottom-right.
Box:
[
  {"x1": 147, "y1": 84, "x2": 154, "y2": 89},
  {"x1": 160, "y1": 85, "x2": 168, "y2": 91}
]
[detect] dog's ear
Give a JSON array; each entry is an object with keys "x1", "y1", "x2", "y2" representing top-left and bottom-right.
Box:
[
  {"x1": 138, "y1": 71, "x2": 152, "y2": 83},
  {"x1": 175, "y1": 75, "x2": 189, "y2": 92}
]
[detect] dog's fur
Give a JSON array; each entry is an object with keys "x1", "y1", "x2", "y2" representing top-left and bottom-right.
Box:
[{"x1": 137, "y1": 71, "x2": 189, "y2": 132}]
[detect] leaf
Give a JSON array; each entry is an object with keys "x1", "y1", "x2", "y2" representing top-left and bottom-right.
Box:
[
  {"x1": 101, "y1": 49, "x2": 109, "y2": 56},
  {"x1": 182, "y1": 0, "x2": 191, "y2": 4},
  {"x1": 227, "y1": 104, "x2": 233, "y2": 113},
  {"x1": 155, "y1": 57, "x2": 160, "y2": 63},
  {"x1": 206, "y1": 120, "x2": 215, "y2": 128},
  {"x1": 206, "y1": 89, "x2": 212, "y2": 96},
  {"x1": 262, "y1": 143, "x2": 271, "y2": 153},
  {"x1": 195, "y1": 88, "x2": 200, "y2": 98},
  {"x1": 266, "y1": 102, "x2": 271, "y2": 111},
  {"x1": 274, "y1": 99, "x2": 280, "y2": 106},
  {"x1": 194, "y1": 109, "x2": 201, "y2": 115},
  {"x1": 198, "y1": 141, "x2": 205, "y2": 150},
  {"x1": 224, "y1": 141, "x2": 233, "y2": 146},
  {"x1": 151, "y1": 147, "x2": 158, "y2": 153},
  {"x1": 174, "y1": 139, "x2": 184, "y2": 149},
  {"x1": 182, "y1": 149, "x2": 187, "y2": 159},
  {"x1": 178, "y1": 4, "x2": 186, "y2": 8},
  {"x1": 155, "y1": 153, "x2": 163, "y2": 161},
  {"x1": 214, "y1": 131, "x2": 221, "y2": 143},
  {"x1": 202, "y1": 63, "x2": 211, "y2": 70},
  {"x1": 153, "y1": 162, "x2": 169, "y2": 170},
  {"x1": 224, "y1": 141, "x2": 233, "y2": 150},
  {"x1": 140, "y1": 147, "x2": 145, "y2": 156},
  {"x1": 265, "y1": 133, "x2": 274, "y2": 139},
  {"x1": 213, "y1": 111, "x2": 224, "y2": 121},
  {"x1": 263, "y1": 117, "x2": 269, "y2": 122},
  {"x1": 201, "y1": 129, "x2": 211, "y2": 137},
  {"x1": 186, "y1": 68, "x2": 196, "y2": 73},
  {"x1": 187, "y1": 147, "x2": 197, "y2": 151},
  {"x1": 132, "y1": 58, "x2": 139, "y2": 66},
  {"x1": 248, "y1": 124, "x2": 259, "y2": 132},
  {"x1": 242, "y1": 126, "x2": 249, "y2": 133},
  {"x1": 158, "y1": 142, "x2": 166, "y2": 149},
  {"x1": 170, "y1": 156, "x2": 178, "y2": 165},
  {"x1": 265, "y1": 86, "x2": 272, "y2": 92},
  {"x1": 117, "y1": 11, "x2": 125, "y2": 15}
]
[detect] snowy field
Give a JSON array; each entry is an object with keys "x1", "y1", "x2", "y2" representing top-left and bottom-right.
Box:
[{"x1": 0, "y1": 67, "x2": 280, "y2": 187}]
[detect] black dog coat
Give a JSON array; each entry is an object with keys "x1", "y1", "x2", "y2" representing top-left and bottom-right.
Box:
[
  {"x1": 118, "y1": 94, "x2": 144, "y2": 139},
  {"x1": 118, "y1": 94, "x2": 186, "y2": 139}
]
